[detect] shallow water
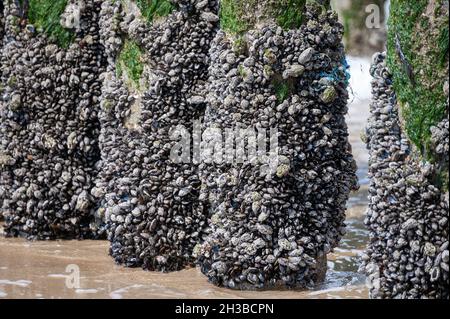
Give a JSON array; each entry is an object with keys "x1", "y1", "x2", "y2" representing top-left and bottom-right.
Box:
[
  {"x1": 0, "y1": 211, "x2": 368, "y2": 299},
  {"x1": 0, "y1": 166, "x2": 370, "y2": 299},
  {"x1": 0, "y1": 57, "x2": 372, "y2": 299}
]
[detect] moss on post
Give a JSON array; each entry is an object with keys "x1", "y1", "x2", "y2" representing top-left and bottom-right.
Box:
[
  {"x1": 274, "y1": 0, "x2": 306, "y2": 30},
  {"x1": 219, "y1": 0, "x2": 330, "y2": 35},
  {"x1": 387, "y1": 0, "x2": 448, "y2": 163},
  {"x1": 387, "y1": 0, "x2": 449, "y2": 193},
  {"x1": 134, "y1": 0, "x2": 175, "y2": 24},
  {"x1": 219, "y1": 0, "x2": 250, "y2": 35},
  {"x1": 116, "y1": 39, "x2": 145, "y2": 89},
  {"x1": 27, "y1": 0, "x2": 75, "y2": 48}
]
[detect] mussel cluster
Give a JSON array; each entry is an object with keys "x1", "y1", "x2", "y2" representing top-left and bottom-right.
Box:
[
  {"x1": 0, "y1": 0, "x2": 388, "y2": 294},
  {"x1": 0, "y1": 0, "x2": 106, "y2": 239},
  {"x1": 195, "y1": 6, "x2": 358, "y2": 289},
  {"x1": 362, "y1": 52, "x2": 449, "y2": 299},
  {"x1": 95, "y1": 0, "x2": 219, "y2": 271}
]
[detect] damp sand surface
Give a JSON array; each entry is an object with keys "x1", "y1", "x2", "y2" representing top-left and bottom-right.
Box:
[
  {"x1": 0, "y1": 224, "x2": 367, "y2": 299},
  {"x1": 0, "y1": 56, "x2": 371, "y2": 299},
  {"x1": 0, "y1": 183, "x2": 370, "y2": 299}
]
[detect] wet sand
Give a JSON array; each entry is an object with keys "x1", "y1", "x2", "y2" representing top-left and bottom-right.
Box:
[
  {"x1": 0, "y1": 57, "x2": 372, "y2": 299},
  {"x1": 0, "y1": 180, "x2": 370, "y2": 299},
  {"x1": 0, "y1": 231, "x2": 367, "y2": 299}
]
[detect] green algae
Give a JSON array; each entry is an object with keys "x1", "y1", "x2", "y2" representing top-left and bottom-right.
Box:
[
  {"x1": 27, "y1": 0, "x2": 75, "y2": 48},
  {"x1": 272, "y1": 77, "x2": 294, "y2": 103},
  {"x1": 219, "y1": 0, "x2": 329, "y2": 35},
  {"x1": 134, "y1": 0, "x2": 175, "y2": 24},
  {"x1": 116, "y1": 39, "x2": 145, "y2": 89},
  {"x1": 275, "y1": 81, "x2": 291, "y2": 102},
  {"x1": 274, "y1": 0, "x2": 307, "y2": 30},
  {"x1": 386, "y1": 0, "x2": 449, "y2": 162},
  {"x1": 219, "y1": 0, "x2": 252, "y2": 35}
]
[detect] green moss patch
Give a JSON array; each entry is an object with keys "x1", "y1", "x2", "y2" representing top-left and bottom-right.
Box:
[
  {"x1": 272, "y1": 77, "x2": 294, "y2": 103},
  {"x1": 219, "y1": 0, "x2": 252, "y2": 35},
  {"x1": 341, "y1": 8, "x2": 352, "y2": 45},
  {"x1": 116, "y1": 39, "x2": 145, "y2": 89},
  {"x1": 437, "y1": 168, "x2": 449, "y2": 193},
  {"x1": 275, "y1": 82, "x2": 291, "y2": 102},
  {"x1": 438, "y1": 25, "x2": 449, "y2": 66},
  {"x1": 27, "y1": 0, "x2": 75, "y2": 48},
  {"x1": 219, "y1": 0, "x2": 329, "y2": 35},
  {"x1": 275, "y1": 0, "x2": 308, "y2": 30},
  {"x1": 237, "y1": 64, "x2": 247, "y2": 77},
  {"x1": 387, "y1": 0, "x2": 449, "y2": 161},
  {"x1": 134, "y1": 0, "x2": 175, "y2": 24}
]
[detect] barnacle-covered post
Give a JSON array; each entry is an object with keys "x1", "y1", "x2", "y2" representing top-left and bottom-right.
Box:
[
  {"x1": 0, "y1": 1, "x2": 4, "y2": 41},
  {"x1": 363, "y1": 1, "x2": 449, "y2": 298},
  {"x1": 95, "y1": 0, "x2": 219, "y2": 271},
  {"x1": 0, "y1": 0, "x2": 106, "y2": 239},
  {"x1": 0, "y1": 1, "x2": 4, "y2": 222},
  {"x1": 196, "y1": 0, "x2": 358, "y2": 289}
]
